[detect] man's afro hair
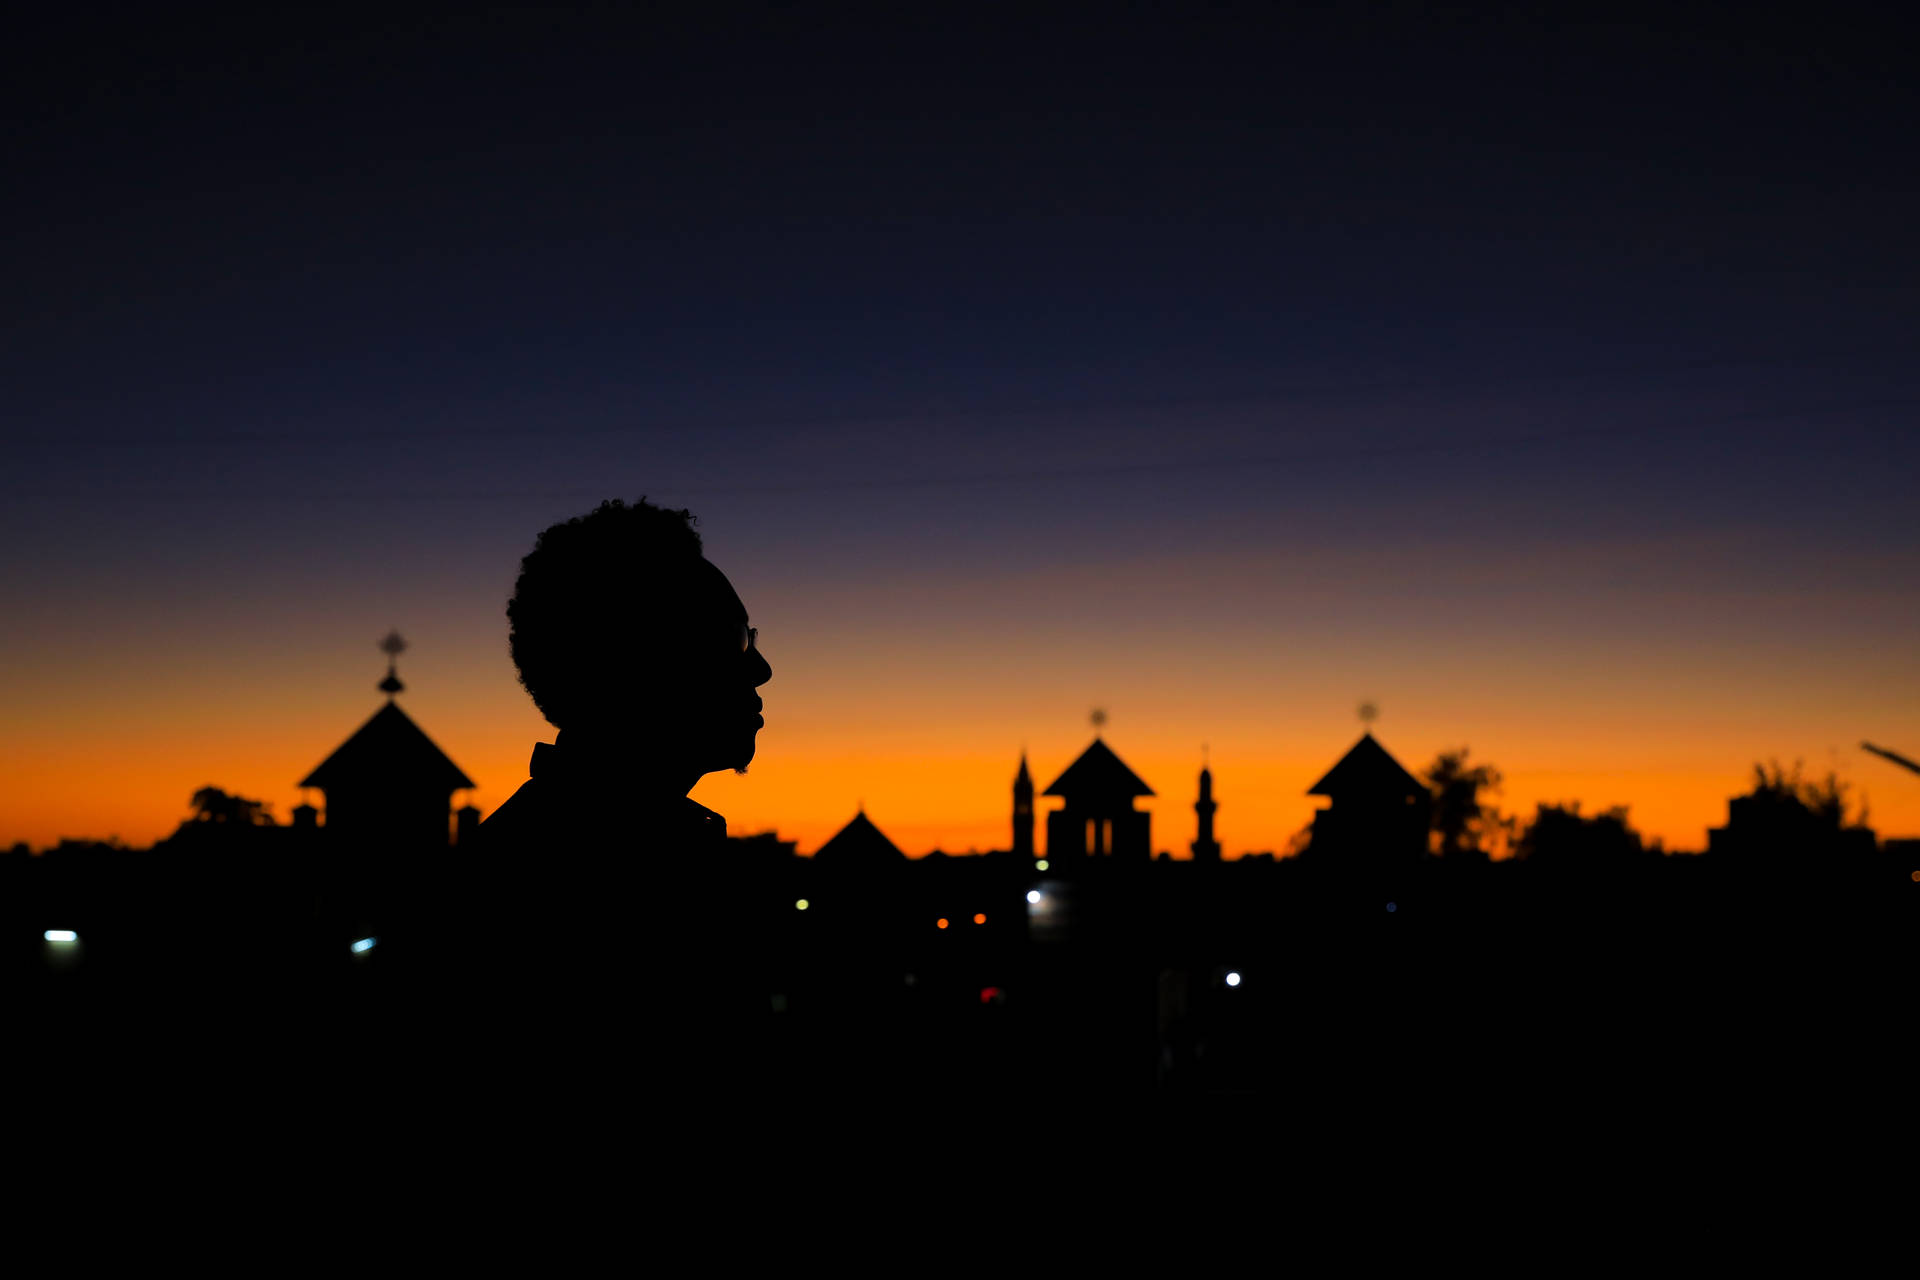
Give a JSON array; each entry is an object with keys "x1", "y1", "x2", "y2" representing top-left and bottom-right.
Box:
[{"x1": 506, "y1": 498, "x2": 704, "y2": 728}]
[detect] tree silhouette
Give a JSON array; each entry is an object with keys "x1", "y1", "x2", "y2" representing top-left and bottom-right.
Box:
[
  {"x1": 189, "y1": 786, "x2": 277, "y2": 826},
  {"x1": 1749, "y1": 760, "x2": 1867, "y2": 831},
  {"x1": 1422, "y1": 748, "x2": 1514, "y2": 861},
  {"x1": 1708, "y1": 758, "x2": 1879, "y2": 875},
  {"x1": 1517, "y1": 801, "x2": 1649, "y2": 867}
]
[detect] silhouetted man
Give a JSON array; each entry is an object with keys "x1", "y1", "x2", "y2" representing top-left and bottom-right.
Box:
[
  {"x1": 481, "y1": 497, "x2": 772, "y2": 853},
  {"x1": 393, "y1": 499, "x2": 775, "y2": 1103}
]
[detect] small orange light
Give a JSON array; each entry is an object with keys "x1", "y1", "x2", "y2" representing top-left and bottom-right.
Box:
[
  {"x1": 1911, "y1": 870, "x2": 1920, "y2": 883},
  {"x1": 936, "y1": 917, "x2": 949, "y2": 929},
  {"x1": 973, "y1": 913, "x2": 986, "y2": 925}
]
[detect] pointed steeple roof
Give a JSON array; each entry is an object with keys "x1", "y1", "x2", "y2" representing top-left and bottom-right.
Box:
[
  {"x1": 1307, "y1": 733, "x2": 1424, "y2": 801},
  {"x1": 300, "y1": 702, "x2": 476, "y2": 793},
  {"x1": 812, "y1": 809, "x2": 907, "y2": 864},
  {"x1": 1043, "y1": 738, "x2": 1154, "y2": 798}
]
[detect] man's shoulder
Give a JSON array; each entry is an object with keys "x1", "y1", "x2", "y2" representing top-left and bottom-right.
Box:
[
  {"x1": 478, "y1": 779, "x2": 542, "y2": 831},
  {"x1": 472, "y1": 779, "x2": 546, "y2": 853},
  {"x1": 475, "y1": 779, "x2": 727, "y2": 855},
  {"x1": 680, "y1": 797, "x2": 728, "y2": 841}
]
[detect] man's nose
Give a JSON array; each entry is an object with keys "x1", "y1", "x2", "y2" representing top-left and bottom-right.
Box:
[{"x1": 748, "y1": 645, "x2": 772, "y2": 687}]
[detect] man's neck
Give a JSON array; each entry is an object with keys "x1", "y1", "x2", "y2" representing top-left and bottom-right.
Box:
[{"x1": 550, "y1": 726, "x2": 703, "y2": 798}]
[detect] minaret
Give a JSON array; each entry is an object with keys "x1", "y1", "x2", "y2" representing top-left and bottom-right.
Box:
[
  {"x1": 1191, "y1": 747, "x2": 1221, "y2": 862},
  {"x1": 1013, "y1": 751, "x2": 1035, "y2": 859}
]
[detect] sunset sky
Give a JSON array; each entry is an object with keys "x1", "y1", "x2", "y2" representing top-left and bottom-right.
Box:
[{"x1": 5, "y1": 6, "x2": 1917, "y2": 855}]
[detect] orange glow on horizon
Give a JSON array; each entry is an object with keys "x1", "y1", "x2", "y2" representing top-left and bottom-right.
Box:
[
  {"x1": 6, "y1": 709, "x2": 1915, "y2": 857},
  {"x1": 5, "y1": 701, "x2": 1917, "y2": 857},
  {"x1": 4, "y1": 548, "x2": 1917, "y2": 857}
]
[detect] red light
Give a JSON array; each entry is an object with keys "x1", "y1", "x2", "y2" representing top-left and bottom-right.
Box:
[{"x1": 979, "y1": 987, "x2": 1004, "y2": 1004}]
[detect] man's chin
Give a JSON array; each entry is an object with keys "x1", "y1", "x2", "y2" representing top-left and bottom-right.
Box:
[
  {"x1": 692, "y1": 726, "x2": 759, "y2": 778},
  {"x1": 717, "y1": 736, "x2": 757, "y2": 776}
]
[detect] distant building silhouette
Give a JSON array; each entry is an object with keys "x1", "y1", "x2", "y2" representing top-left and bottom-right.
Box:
[
  {"x1": 1191, "y1": 758, "x2": 1220, "y2": 862},
  {"x1": 1044, "y1": 737, "x2": 1154, "y2": 861},
  {"x1": 730, "y1": 831, "x2": 800, "y2": 859},
  {"x1": 1883, "y1": 837, "x2": 1920, "y2": 878},
  {"x1": 298, "y1": 639, "x2": 475, "y2": 849},
  {"x1": 1304, "y1": 733, "x2": 1429, "y2": 874},
  {"x1": 1013, "y1": 752, "x2": 1035, "y2": 859}
]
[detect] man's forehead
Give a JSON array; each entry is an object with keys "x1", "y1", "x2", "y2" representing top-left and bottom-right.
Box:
[
  {"x1": 690, "y1": 557, "x2": 748, "y2": 621},
  {"x1": 621, "y1": 556, "x2": 746, "y2": 629}
]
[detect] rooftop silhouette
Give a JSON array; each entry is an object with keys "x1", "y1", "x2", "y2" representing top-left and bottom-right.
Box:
[
  {"x1": 1307, "y1": 732, "x2": 1427, "y2": 802},
  {"x1": 300, "y1": 701, "x2": 477, "y2": 796},
  {"x1": 813, "y1": 809, "x2": 907, "y2": 867},
  {"x1": 1043, "y1": 737, "x2": 1156, "y2": 801}
]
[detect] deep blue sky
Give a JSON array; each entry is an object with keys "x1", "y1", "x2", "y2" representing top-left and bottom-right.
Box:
[
  {"x1": 10, "y1": 4, "x2": 1916, "y2": 449},
  {"x1": 9, "y1": 4, "x2": 1916, "y2": 559}
]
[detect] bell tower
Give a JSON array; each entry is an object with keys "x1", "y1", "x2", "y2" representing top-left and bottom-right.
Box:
[{"x1": 1013, "y1": 751, "x2": 1035, "y2": 859}]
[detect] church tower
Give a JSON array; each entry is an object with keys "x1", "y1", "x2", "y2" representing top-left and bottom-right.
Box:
[
  {"x1": 1042, "y1": 719, "x2": 1154, "y2": 863},
  {"x1": 299, "y1": 632, "x2": 476, "y2": 851},
  {"x1": 1191, "y1": 751, "x2": 1221, "y2": 862},
  {"x1": 1013, "y1": 752, "x2": 1035, "y2": 859},
  {"x1": 1304, "y1": 731, "x2": 1430, "y2": 889}
]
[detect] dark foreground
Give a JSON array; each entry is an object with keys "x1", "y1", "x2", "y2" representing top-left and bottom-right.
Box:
[{"x1": 9, "y1": 846, "x2": 1910, "y2": 1123}]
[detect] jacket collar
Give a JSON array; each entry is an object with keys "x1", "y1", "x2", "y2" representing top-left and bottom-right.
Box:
[{"x1": 527, "y1": 736, "x2": 726, "y2": 833}]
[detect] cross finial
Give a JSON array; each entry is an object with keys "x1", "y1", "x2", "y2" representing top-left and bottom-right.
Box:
[
  {"x1": 1358, "y1": 700, "x2": 1379, "y2": 729},
  {"x1": 1091, "y1": 708, "x2": 1108, "y2": 733},
  {"x1": 378, "y1": 630, "x2": 407, "y2": 698}
]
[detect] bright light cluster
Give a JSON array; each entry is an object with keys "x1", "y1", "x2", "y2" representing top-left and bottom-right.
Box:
[{"x1": 1226, "y1": 971, "x2": 1241, "y2": 987}]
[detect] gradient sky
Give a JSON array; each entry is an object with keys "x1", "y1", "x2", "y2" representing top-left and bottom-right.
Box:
[{"x1": 5, "y1": 5, "x2": 1917, "y2": 855}]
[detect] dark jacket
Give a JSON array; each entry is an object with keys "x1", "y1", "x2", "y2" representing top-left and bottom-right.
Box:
[{"x1": 373, "y1": 735, "x2": 775, "y2": 1110}]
